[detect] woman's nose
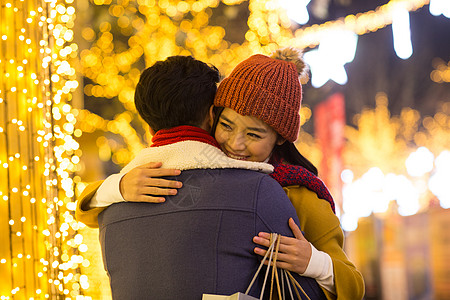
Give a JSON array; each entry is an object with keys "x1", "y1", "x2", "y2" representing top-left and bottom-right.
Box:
[{"x1": 228, "y1": 133, "x2": 246, "y2": 151}]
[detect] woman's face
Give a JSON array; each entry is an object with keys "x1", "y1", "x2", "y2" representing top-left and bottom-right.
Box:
[{"x1": 213, "y1": 108, "x2": 284, "y2": 162}]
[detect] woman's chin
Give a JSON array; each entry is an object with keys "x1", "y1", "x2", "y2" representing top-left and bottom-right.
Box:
[{"x1": 227, "y1": 153, "x2": 249, "y2": 161}]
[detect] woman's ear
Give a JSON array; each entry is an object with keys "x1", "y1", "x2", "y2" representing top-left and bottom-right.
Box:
[
  {"x1": 276, "y1": 136, "x2": 286, "y2": 146},
  {"x1": 209, "y1": 105, "x2": 215, "y2": 128}
]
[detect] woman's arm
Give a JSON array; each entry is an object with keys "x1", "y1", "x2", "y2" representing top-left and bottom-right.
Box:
[
  {"x1": 76, "y1": 180, "x2": 106, "y2": 228},
  {"x1": 75, "y1": 162, "x2": 182, "y2": 228},
  {"x1": 285, "y1": 186, "x2": 365, "y2": 300},
  {"x1": 252, "y1": 186, "x2": 364, "y2": 299}
]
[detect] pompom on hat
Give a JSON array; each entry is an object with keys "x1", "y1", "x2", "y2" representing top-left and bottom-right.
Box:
[{"x1": 214, "y1": 47, "x2": 308, "y2": 142}]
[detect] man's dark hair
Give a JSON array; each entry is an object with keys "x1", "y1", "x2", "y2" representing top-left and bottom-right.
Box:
[{"x1": 134, "y1": 56, "x2": 220, "y2": 132}]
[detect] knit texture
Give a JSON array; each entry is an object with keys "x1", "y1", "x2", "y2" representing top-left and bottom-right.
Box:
[
  {"x1": 214, "y1": 54, "x2": 302, "y2": 142},
  {"x1": 270, "y1": 163, "x2": 336, "y2": 214},
  {"x1": 151, "y1": 125, "x2": 220, "y2": 148}
]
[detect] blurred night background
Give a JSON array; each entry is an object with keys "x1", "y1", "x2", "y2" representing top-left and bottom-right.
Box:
[{"x1": 1, "y1": 0, "x2": 449, "y2": 299}]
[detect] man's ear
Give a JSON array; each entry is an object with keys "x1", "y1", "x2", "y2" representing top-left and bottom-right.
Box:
[
  {"x1": 276, "y1": 136, "x2": 286, "y2": 146},
  {"x1": 209, "y1": 105, "x2": 215, "y2": 128}
]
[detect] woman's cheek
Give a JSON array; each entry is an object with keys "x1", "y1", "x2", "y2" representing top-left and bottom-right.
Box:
[{"x1": 214, "y1": 131, "x2": 226, "y2": 146}]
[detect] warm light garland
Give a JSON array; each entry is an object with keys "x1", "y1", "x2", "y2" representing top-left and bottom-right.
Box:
[
  {"x1": 0, "y1": 0, "x2": 87, "y2": 299},
  {"x1": 74, "y1": 0, "x2": 447, "y2": 176},
  {"x1": 344, "y1": 94, "x2": 450, "y2": 178},
  {"x1": 292, "y1": 0, "x2": 430, "y2": 48},
  {"x1": 431, "y1": 58, "x2": 450, "y2": 83},
  {"x1": 342, "y1": 97, "x2": 450, "y2": 231},
  {"x1": 75, "y1": 0, "x2": 438, "y2": 167}
]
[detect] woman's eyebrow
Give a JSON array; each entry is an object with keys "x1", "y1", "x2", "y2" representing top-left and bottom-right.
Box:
[
  {"x1": 247, "y1": 127, "x2": 267, "y2": 133},
  {"x1": 220, "y1": 115, "x2": 235, "y2": 125},
  {"x1": 221, "y1": 115, "x2": 267, "y2": 133}
]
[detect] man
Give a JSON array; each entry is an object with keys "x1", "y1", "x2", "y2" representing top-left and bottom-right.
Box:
[{"x1": 77, "y1": 56, "x2": 325, "y2": 299}]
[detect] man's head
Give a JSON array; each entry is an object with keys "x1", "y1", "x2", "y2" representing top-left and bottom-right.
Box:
[{"x1": 135, "y1": 56, "x2": 220, "y2": 132}]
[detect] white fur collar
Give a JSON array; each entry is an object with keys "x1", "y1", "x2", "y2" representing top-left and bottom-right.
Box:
[{"x1": 121, "y1": 141, "x2": 273, "y2": 174}]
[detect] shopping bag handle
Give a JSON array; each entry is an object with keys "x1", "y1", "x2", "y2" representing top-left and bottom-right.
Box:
[
  {"x1": 246, "y1": 234, "x2": 278, "y2": 297},
  {"x1": 245, "y1": 233, "x2": 311, "y2": 300}
]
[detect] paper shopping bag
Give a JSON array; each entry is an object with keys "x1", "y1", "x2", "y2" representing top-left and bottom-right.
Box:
[
  {"x1": 202, "y1": 292, "x2": 258, "y2": 300},
  {"x1": 202, "y1": 234, "x2": 310, "y2": 300}
]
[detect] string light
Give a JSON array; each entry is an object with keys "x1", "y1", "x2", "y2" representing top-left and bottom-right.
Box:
[
  {"x1": 341, "y1": 97, "x2": 450, "y2": 231},
  {"x1": 292, "y1": 0, "x2": 430, "y2": 49},
  {"x1": 304, "y1": 30, "x2": 358, "y2": 87},
  {"x1": 431, "y1": 58, "x2": 450, "y2": 83},
  {"x1": 0, "y1": 0, "x2": 87, "y2": 299},
  {"x1": 279, "y1": 0, "x2": 311, "y2": 25},
  {"x1": 429, "y1": 0, "x2": 450, "y2": 17},
  {"x1": 392, "y1": 6, "x2": 413, "y2": 59}
]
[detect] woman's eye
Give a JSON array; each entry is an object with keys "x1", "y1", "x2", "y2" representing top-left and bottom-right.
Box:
[
  {"x1": 220, "y1": 122, "x2": 232, "y2": 130},
  {"x1": 248, "y1": 133, "x2": 262, "y2": 139}
]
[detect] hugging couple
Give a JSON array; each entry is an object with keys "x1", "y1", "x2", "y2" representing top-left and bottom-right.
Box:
[{"x1": 76, "y1": 48, "x2": 364, "y2": 299}]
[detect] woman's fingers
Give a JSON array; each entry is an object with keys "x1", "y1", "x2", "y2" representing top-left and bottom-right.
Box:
[
  {"x1": 253, "y1": 221, "x2": 312, "y2": 274},
  {"x1": 139, "y1": 186, "x2": 178, "y2": 196},
  {"x1": 254, "y1": 246, "x2": 309, "y2": 274},
  {"x1": 253, "y1": 236, "x2": 304, "y2": 256},
  {"x1": 141, "y1": 167, "x2": 182, "y2": 179},
  {"x1": 255, "y1": 232, "x2": 301, "y2": 246},
  {"x1": 136, "y1": 195, "x2": 167, "y2": 203},
  {"x1": 140, "y1": 162, "x2": 163, "y2": 169},
  {"x1": 143, "y1": 178, "x2": 182, "y2": 188},
  {"x1": 120, "y1": 162, "x2": 182, "y2": 201},
  {"x1": 135, "y1": 163, "x2": 183, "y2": 188},
  {"x1": 253, "y1": 247, "x2": 297, "y2": 269},
  {"x1": 288, "y1": 218, "x2": 305, "y2": 240},
  {"x1": 254, "y1": 247, "x2": 291, "y2": 260}
]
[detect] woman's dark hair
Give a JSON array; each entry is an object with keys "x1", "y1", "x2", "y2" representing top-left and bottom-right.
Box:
[
  {"x1": 135, "y1": 56, "x2": 220, "y2": 132},
  {"x1": 211, "y1": 106, "x2": 318, "y2": 175},
  {"x1": 272, "y1": 142, "x2": 318, "y2": 175},
  {"x1": 210, "y1": 106, "x2": 225, "y2": 136}
]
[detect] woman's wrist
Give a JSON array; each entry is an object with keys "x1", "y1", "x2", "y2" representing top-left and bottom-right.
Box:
[{"x1": 301, "y1": 243, "x2": 335, "y2": 293}]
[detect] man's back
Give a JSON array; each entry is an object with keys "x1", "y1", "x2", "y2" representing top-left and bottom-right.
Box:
[{"x1": 99, "y1": 168, "x2": 325, "y2": 299}]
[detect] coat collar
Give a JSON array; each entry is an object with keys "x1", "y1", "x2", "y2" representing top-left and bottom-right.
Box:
[{"x1": 122, "y1": 140, "x2": 274, "y2": 174}]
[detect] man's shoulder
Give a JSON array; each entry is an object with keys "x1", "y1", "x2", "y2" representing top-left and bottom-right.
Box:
[
  {"x1": 183, "y1": 169, "x2": 293, "y2": 215},
  {"x1": 100, "y1": 169, "x2": 282, "y2": 221},
  {"x1": 179, "y1": 168, "x2": 278, "y2": 186},
  {"x1": 181, "y1": 167, "x2": 269, "y2": 176}
]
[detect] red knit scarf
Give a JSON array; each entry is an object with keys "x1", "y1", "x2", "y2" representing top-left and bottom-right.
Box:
[
  {"x1": 151, "y1": 125, "x2": 220, "y2": 148},
  {"x1": 151, "y1": 126, "x2": 335, "y2": 213},
  {"x1": 269, "y1": 158, "x2": 336, "y2": 214}
]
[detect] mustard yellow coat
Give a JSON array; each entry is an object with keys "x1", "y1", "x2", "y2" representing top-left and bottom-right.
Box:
[
  {"x1": 282, "y1": 186, "x2": 365, "y2": 300},
  {"x1": 76, "y1": 180, "x2": 105, "y2": 228},
  {"x1": 75, "y1": 182, "x2": 364, "y2": 299}
]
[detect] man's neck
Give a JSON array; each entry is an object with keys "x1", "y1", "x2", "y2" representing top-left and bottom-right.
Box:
[{"x1": 151, "y1": 125, "x2": 220, "y2": 148}]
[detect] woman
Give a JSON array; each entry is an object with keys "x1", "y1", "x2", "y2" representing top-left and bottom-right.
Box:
[{"x1": 76, "y1": 48, "x2": 364, "y2": 299}]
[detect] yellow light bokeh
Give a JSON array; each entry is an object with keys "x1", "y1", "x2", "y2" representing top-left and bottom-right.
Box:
[
  {"x1": 0, "y1": 0, "x2": 85, "y2": 298},
  {"x1": 75, "y1": 0, "x2": 433, "y2": 170}
]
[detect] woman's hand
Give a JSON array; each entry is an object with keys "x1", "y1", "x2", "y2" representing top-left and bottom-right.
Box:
[
  {"x1": 120, "y1": 162, "x2": 182, "y2": 203},
  {"x1": 253, "y1": 218, "x2": 312, "y2": 275}
]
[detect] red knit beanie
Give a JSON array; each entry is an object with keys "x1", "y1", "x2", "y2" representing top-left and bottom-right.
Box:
[{"x1": 214, "y1": 48, "x2": 307, "y2": 142}]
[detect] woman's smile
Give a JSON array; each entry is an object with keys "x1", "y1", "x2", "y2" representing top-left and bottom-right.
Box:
[
  {"x1": 222, "y1": 148, "x2": 250, "y2": 161},
  {"x1": 214, "y1": 108, "x2": 284, "y2": 162}
]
